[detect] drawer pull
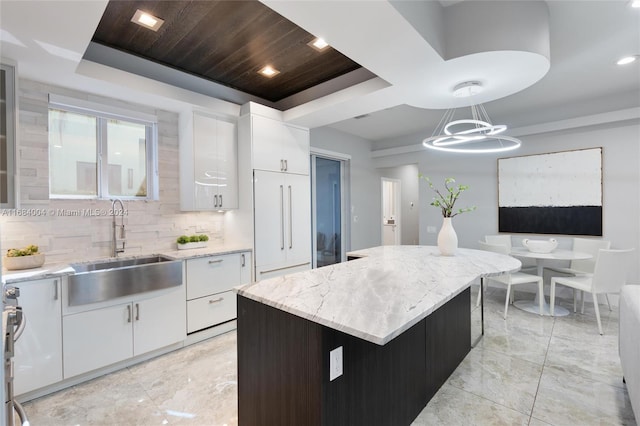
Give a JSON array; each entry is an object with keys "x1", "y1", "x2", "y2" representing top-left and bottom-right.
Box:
[
  {"x1": 209, "y1": 297, "x2": 224, "y2": 304},
  {"x1": 259, "y1": 262, "x2": 311, "y2": 275},
  {"x1": 208, "y1": 259, "x2": 224, "y2": 264}
]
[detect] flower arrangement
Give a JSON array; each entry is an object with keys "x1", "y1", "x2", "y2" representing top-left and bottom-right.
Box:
[{"x1": 420, "y1": 175, "x2": 476, "y2": 218}]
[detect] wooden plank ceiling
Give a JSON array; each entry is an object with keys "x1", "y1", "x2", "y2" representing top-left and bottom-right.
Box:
[{"x1": 92, "y1": 0, "x2": 364, "y2": 102}]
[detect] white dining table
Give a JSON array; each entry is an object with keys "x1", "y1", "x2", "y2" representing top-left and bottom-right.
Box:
[{"x1": 510, "y1": 248, "x2": 592, "y2": 316}]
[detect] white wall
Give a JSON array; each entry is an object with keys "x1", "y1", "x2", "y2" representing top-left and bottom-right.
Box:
[
  {"x1": 374, "y1": 120, "x2": 640, "y2": 284},
  {"x1": 378, "y1": 164, "x2": 419, "y2": 245},
  {"x1": 310, "y1": 127, "x2": 381, "y2": 251}
]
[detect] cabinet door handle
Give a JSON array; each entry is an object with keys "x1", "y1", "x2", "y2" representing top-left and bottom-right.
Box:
[
  {"x1": 127, "y1": 305, "x2": 132, "y2": 323},
  {"x1": 241, "y1": 253, "x2": 246, "y2": 267},
  {"x1": 219, "y1": 194, "x2": 223, "y2": 207},
  {"x1": 53, "y1": 279, "x2": 58, "y2": 300},
  {"x1": 280, "y1": 159, "x2": 284, "y2": 171},
  {"x1": 288, "y1": 185, "x2": 293, "y2": 249},
  {"x1": 284, "y1": 159, "x2": 288, "y2": 171},
  {"x1": 209, "y1": 297, "x2": 224, "y2": 304},
  {"x1": 280, "y1": 185, "x2": 285, "y2": 250},
  {"x1": 214, "y1": 194, "x2": 219, "y2": 208},
  {"x1": 135, "y1": 303, "x2": 140, "y2": 321},
  {"x1": 208, "y1": 259, "x2": 224, "y2": 264}
]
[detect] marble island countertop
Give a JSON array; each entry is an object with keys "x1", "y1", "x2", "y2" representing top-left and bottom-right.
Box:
[
  {"x1": 2, "y1": 244, "x2": 252, "y2": 284},
  {"x1": 236, "y1": 245, "x2": 521, "y2": 345}
]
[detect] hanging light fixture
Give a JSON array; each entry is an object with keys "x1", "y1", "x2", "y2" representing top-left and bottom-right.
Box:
[{"x1": 422, "y1": 82, "x2": 521, "y2": 154}]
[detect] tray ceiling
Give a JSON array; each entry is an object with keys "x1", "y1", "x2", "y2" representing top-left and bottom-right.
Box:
[{"x1": 91, "y1": 0, "x2": 365, "y2": 103}]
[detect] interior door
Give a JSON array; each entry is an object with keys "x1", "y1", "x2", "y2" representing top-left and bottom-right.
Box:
[
  {"x1": 313, "y1": 157, "x2": 343, "y2": 267},
  {"x1": 253, "y1": 170, "x2": 288, "y2": 272}
]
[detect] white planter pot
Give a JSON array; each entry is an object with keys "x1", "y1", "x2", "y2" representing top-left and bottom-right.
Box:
[
  {"x1": 437, "y1": 217, "x2": 458, "y2": 256},
  {"x1": 3, "y1": 253, "x2": 46, "y2": 270},
  {"x1": 177, "y1": 242, "x2": 208, "y2": 250}
]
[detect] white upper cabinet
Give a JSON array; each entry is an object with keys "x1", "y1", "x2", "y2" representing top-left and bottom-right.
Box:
[
  {"x1": 180, "y1": 111, "x2": 238, "y2": 210},
  {"x1": 251, "y1": 114, "x2": 309, "y2": 175}
]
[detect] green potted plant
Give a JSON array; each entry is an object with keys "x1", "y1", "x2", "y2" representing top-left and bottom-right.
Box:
[
  {"x1": 421, "y1": 176, "x2": 476, "y2": 255},
  {"x1": 177, "y1": 234, "x2": 209, "y2": 250}
]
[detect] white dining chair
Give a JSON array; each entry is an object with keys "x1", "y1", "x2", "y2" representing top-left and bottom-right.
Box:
[
  {"x1": 550, "y1": 248, "x2": 635, "y2": 335},
  {"x1": 477, "y1": 241, "x2": 544, "y2": 319},
  {"x1": 485, "y1": 234, "x2": 537, "y2": 273},
  {"x1": 546, "y1": 238, "x2": 611, "y2": 313}
]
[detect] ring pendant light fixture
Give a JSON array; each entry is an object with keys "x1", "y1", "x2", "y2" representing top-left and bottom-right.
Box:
[{"x1": 422, "y1": 82, "x2": 522, "y2": 154}]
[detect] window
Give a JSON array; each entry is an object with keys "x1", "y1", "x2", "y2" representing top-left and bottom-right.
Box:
[{"x1": 48, "y1": 95, "x2": 158, "y2": 199}]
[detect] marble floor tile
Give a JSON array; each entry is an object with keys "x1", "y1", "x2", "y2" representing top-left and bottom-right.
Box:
[
  {"x1": 545, "y1": 333, "x2": 625, "y2": 389},
  {"x1": 477, "y1": 321, "x2": 551, "y2": 366},
  {"x1": 411, "y1": 383, "x2": 529, "y2": 426},
  {"x1": 531, "y1": 365, "x2": 637, "y2": 426},
  {"x1": 447, "y1": 345, "x2": 543, "y2": 415},
  {"x1": 528, "y1": 417, "x2": 554, "y2": 426},
  {"x1": 22, "y1": 367, "x2": 166, "y2": 425}
]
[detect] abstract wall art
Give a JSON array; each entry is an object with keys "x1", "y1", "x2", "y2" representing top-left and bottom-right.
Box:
[{"x1": 498, "y1": 148, "x2": 603, "y2": 236}]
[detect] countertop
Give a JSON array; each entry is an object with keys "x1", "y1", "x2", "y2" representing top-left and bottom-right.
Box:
[
  {"x1": 236, "y1": 245, "x2": 520, "y2": 345},
  {"x1": 1, "y1": 244, "x2": 252, "y2": 284}
]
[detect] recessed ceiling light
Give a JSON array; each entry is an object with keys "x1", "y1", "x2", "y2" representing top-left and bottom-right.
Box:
[
  {"x1": 631, "y1": 0, "x2": 640, "y2": 8},
  {"x1": 258, "y1": 65, "x2": 280, "y2": 78},
  {"x1": 617, "y1": 55, "x2": 638, "y2": 65},
  {"x1": 452, "y1": 81, "x2": 483, "y2": 98},
  {"x1": 308, "y1": 37, "x2": 330, "y2": 52},
  {"x1": 131, "y1": 9, "x2": 164, "y2": 32}
]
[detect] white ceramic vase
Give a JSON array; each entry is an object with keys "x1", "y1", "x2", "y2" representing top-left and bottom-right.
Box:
[{"x1": 437, "y1": 217, "x2": 458, "y2": 256}]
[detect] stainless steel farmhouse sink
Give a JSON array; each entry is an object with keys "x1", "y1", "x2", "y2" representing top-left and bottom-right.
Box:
[{"x1": 68, "y1": 255, "x2": 182, "y2": 306}]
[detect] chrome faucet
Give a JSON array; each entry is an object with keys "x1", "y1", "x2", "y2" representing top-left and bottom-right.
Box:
[{"x1": 111, "y1": 198, "x2": 126, "y2": 257}]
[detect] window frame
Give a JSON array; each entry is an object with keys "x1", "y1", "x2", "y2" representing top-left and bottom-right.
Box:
[{"x1": 48, "y1": 95, "x2": 159, "y2": 201}]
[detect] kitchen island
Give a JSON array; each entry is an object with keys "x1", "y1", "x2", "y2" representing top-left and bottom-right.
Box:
[{"x1": 236, "y1": 245, "x2": 520, "y2": 426}]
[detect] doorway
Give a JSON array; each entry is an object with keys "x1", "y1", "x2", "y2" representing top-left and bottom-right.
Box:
[
  {"x1": 311, "y1": 150, "x2": 349, "y2": 268},
  {"x1": 381, "y1": 178, "x2": 401, "y2": 245}
]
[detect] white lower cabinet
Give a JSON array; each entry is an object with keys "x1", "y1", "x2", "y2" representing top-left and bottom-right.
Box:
[
  {"x1": 13, "y1": 278, "x2": 63, "y2": 396},
  {"x1": 185, "y1": 251, "x2": 251, "y2": 333},
  {"x1": 133, "y1": 290, "x2": 186, "y2": 356},
  {"x1": 63, "y1": 303, "x2": 133, "y2": 379},
  {"x1": 63, "y1": 287, "x2": 186, "y2": 379},
  {"x1": 187, "y1": 291, "x2": 236, "y2": 334}
]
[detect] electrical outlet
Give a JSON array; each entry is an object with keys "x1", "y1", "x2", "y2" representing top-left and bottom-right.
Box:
[
  {"x1": 329, "y1": 346, "x2": 343, "y2": 381},
  {"x1": 427, "y1": 226, "x2": 437, "y2": 234}
]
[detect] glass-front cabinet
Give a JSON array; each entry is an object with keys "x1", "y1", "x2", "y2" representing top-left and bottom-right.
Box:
[{"x1": 0, "y1": 61, "x2": 17, "y2": 209}]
